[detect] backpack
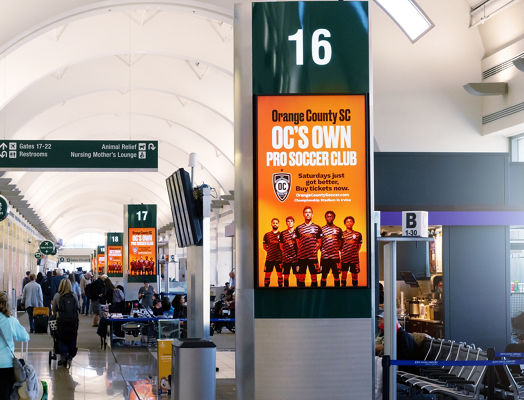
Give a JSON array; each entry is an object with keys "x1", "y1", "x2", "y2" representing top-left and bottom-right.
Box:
[
  {"x1": 58, "y1": 292, "x2": 78, "y2": 320},
  {"x1": 40, "y1": 278, "x2": 52, "y2": 297},
  {"x1": 85, "y1": 282, "x2": 97, "y2": 301}
]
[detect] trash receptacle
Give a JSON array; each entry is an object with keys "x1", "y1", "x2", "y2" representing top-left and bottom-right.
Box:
[{"x1": 172, "y1": 338, "x2": 216, "y2": 400}]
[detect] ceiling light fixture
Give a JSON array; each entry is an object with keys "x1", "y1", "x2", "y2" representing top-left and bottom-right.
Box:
[
  {"x1": 463, "y1": 82, "x2": 508, "y2": 96},
  {"x1": 513, "y1": 58, "x2": 524, "y2": 72},
  {"x1": 374, "y1": 0, "x2": 434, "y2": 43}
]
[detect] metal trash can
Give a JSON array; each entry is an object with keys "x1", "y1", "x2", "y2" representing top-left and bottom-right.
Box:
[{"x1": 171, "y1": 338, "x2": 216, "y2": 400}]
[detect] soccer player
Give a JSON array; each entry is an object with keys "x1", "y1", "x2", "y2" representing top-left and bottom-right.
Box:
[
  {"x1": 279, "y1": 216, "x2": 298, "y2": 287},
  {"x1": 263, "y1": 218, "x2": 283, "y2": 287},
  {"x1": 341, "y1": 216, "x2": 363, "y2": 287},
  {"x1": 295, "y1": 206, "x2": 322, "y2": 287},
  {"x1": 320, "y1": 211, "x2": 343, "y2": 287}
]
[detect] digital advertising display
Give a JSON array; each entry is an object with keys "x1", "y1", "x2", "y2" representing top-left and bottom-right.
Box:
[
  {"x1": 127, "y1": 204, "x2": 157, "y2": 282},
  {"x1": 128, "y1": 227, "x2": 157, "y2": 278},
  {"x1": 107, "y1": 232, "x2": 123, "y2": 277},
  {"x1": 255, "y1": 94, "x2": 369, "y2": 289},
  {"x1": 97, "y1": 245, "x2": 105, "y2": 275}
]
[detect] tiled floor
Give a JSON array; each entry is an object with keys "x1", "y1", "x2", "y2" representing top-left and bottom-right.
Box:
[{"x1": 15, "y1": 312, "x2": 236, "y2": 399}]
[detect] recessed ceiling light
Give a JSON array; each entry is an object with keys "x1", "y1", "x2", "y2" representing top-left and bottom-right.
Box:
[
  {"x1": 374, "y1": 0, "x2": 434, "y2": 43},
  {"x1": 463, "y1": 82, "x2": 508, "y2": 96},
  {"x1": 513, "y1": 58, "x2": 524, "y2": 72}
]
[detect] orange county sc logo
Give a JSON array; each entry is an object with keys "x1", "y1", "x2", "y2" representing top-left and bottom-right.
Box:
[{"x1": 273, "y1": 172, "x2": 291, "y2": 202}]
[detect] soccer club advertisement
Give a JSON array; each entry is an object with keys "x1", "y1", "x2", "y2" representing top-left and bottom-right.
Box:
[
  {"x1": 97, "y1": 246, "x2": 105, "y2": 275},
  {"x1": 256, "y1": 94, "x2": 369, "y2": 289},
  {"x1": 107, "y1": 247, "x2": 123, "y2": 275},
  {"x1": 128, "y1": 227, "x2": 157, "y2": 279}
]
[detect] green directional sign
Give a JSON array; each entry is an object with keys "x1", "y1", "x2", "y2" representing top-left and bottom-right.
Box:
[
  {"x1": 0, "y1": 140, "x2": 158, "y2": 171},
  {"x1": 0, "y1": 195, "x2": 8, "y2": 221},
  {"x1": 35, "y1": 251, "x2": 42, "y2": 260},
  {"x1": 39, "y1": 240, "x2": 55, "y2": 255}
]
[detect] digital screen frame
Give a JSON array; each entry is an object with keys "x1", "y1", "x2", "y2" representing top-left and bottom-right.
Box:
[{"x1": 254, "y1": 93, "x2": 370, "y2": 289}]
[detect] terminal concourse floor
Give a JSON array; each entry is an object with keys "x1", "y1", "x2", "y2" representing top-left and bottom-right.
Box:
[{"x1": 15, "y1": 312, "x2": 236, "y2": 399}]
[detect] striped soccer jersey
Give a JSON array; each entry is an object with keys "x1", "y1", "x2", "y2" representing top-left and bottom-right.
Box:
[
  {"x1": 295, "y1": 223, "x2": 322, "y2": 260},
  {"x1": 263, "y1": 231, "x2": 282, "y2": 262},
  {"x1": 321, "y1": 225, "x2": 343, "y2": 260},
  {"x1": 279, "y1": 229, "x2": 298, "y2": 263},
  {"x1": 341, "y1": 230, "x2": 362, "y2": 264}
]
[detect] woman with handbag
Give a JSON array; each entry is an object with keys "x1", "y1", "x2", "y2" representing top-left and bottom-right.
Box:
[{"x1": 0, "y1": 291, "x2": 30, "y2": 400}]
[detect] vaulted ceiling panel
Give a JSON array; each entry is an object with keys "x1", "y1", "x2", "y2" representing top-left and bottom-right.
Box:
[{"x1": 0, "y1": 1, "x2": 234, "y2": 243}]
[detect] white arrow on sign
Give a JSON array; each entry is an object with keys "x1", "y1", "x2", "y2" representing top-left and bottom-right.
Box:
[
  {"x1": 0, "y1": 151, "x2": 6, "y2": 158},
  {"x1": 0, "y1": 143, "x2": 6, "y2": 150},
  {"x1": 148, "y1": 143, "x2": 156, "y2": 150}
]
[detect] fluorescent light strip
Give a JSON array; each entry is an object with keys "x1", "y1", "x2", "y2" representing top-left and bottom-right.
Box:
[{"x1": 374, "y1": 0, "x2": 434, "y2": 42}]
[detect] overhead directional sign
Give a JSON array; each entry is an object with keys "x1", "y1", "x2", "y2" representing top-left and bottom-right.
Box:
[
  {"x1": 0, "y1": 195, "x2": 9, "y2": 221},
  {"x1": 0, "y1": 140, "x2": 158, "y2": 171},
  {"x1": 39, "y1": 240, "x2": 55, "y2": 255}
]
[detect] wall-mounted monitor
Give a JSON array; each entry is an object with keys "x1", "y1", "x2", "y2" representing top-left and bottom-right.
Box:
[{"x1": 166, "y1": 168, "x2": 202, "y2": 247}]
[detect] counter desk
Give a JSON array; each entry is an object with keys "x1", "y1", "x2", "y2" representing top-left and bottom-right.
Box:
[{"x1": 405, "y1": 317, "x2": 444, "y2": 338}]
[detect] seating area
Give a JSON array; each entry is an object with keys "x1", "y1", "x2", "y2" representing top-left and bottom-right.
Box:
[{"x1": 394, "y1": 338, "x2": 524, "y2": 399}]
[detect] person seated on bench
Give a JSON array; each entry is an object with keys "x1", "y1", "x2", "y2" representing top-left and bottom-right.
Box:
[
  {"x1": 505, "y1": 333, "x2": 524, "y2": 375},
  {"x1": 375, "y1": 312, "x2": 417, "y2": 370}
]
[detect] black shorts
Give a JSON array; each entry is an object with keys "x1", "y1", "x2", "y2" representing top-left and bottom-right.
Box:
[
  {"x1": 265, "y1": 261, "x2": 282, "y2": 273},
  {"x1": 298, "y1": 259, "x2": 320, "y2": 275},
  {"x1": 321, "y1": 259, "x2": 340, "y2": 274},
  {"x1": 282, "y1": 262, "x2": 298, "y2": 275},
  {"x1": 341, "y1": 262, "x2": 360, "y2": 273}
]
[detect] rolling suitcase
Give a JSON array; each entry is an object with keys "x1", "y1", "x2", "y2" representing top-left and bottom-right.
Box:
[
  {"x1": 34, "y1": 314, "x2": 49, "y2": 334},
  {"x1": 33, "y1": 307, "x2": 49, "y2": 316}
]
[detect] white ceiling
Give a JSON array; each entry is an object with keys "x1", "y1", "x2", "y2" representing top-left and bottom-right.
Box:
[
  {"x1": 0, "y1": 0, "x2": 233, "y2": 244},
  {"x1": 0, "y1": 0, "x2": 522, "y2": 245}
]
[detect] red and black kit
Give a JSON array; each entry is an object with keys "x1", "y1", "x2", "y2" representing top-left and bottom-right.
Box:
[
  {"x1": 295, "y1": 223, "x2": 322, "y2": 286},
  {"x1": 263, "y1": 231, "x2": 282, "y2": 287},
  {"x1": 263, "y1": 231, "x2": 282, "y2": 270},
  {"x1": 341, "y1": 229, "x2": 362, "y2": 286},
  {"x1": 279, "y1": 229, "x2": 299, "y2": 281},
  {"x1": 341, "y1": 230, "x2": 362, "y2": 266},
  {"x1": 320, "y1": 225, "x2": 343, "y2": 287}
]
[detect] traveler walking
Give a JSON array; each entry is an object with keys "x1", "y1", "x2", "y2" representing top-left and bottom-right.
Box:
[
  {"x1": 68, "y1": 273, "x2": 81, "y2": 306},
  {"x1": 79, "y1": 272, "x2": 92, "y2": 316},
  {"x1": 87, "y1": 275, "x2": 106, "y2": 327},
  {"x1": 0, "y1": 292, "x2": 30, "y2": 400},
  {"x1": 21, "y1": 274, "x2": 43, "y2": 333},
  {"x1": 102, "y1": 278, "x2": 115, "y2": 308},
  {"x1": 50, "y1": 268, "x2": 66, "y2": 299},
  {"x1": 52, "y1": 279, "x2": 79, "y2": 367},
  {"x1": 40, "y1": 271, "x2": 53, "y2": 312},
  {"x1": 21, "y1": 271, "x2": 30, "y2": 290}
]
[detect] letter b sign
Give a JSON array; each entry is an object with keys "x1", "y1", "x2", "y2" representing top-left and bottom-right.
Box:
[{"x1": 402, "y1": 211, "x2": 428, "y2": 237}]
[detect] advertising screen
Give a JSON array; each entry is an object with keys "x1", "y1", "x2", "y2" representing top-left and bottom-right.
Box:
[
  {"x1": 107, "y1": 232, "x2": 123, "y2": 277},
  {"x1": 107, "y1": 246, "x2": 123, "y2": 275},
  {"x1": 128, "y1": 227, "x2": 157, "y2": 277},
  {"x1": 97, "y1": 254, "x2": 105, "y2": 275},
  {"x1": 255, "y1": 94, "x2": 368, "y2": 288}
]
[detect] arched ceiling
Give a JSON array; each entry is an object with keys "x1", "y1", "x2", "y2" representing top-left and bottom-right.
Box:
[
  {"x1": 0, "y1": 0, "x2": 523, "y2": 245},
  {"x1": 0, "y1": 0, "x2": 234, "y2": 244}
]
